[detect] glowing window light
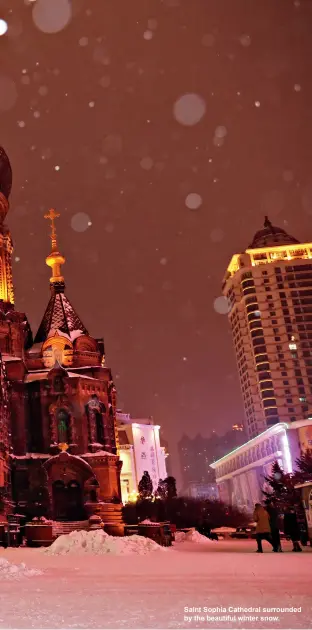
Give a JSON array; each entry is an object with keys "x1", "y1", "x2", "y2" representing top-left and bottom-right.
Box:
[
  {"x1": 289, "y1": 336, "x2": 297, "y2": 351},
  {"x1": 281, "y1": 431, "x2": 292, "y2": 473}
]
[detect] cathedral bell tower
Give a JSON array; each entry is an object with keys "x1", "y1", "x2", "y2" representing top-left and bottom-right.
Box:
[
  {"x1": 0, "y1": 147, "x2": 14, "y2": 308},
  {"x1": 0, "y1": 146, "x2": 32, "y2": 359}
]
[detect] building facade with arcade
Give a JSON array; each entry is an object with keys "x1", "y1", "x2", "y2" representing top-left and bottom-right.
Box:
[
  {"x1": 211, "y1": 419, "x2": 312, "y2": 512},
  {"x1": 0, "y1": 146, "x2": 123, "y2": 531}
]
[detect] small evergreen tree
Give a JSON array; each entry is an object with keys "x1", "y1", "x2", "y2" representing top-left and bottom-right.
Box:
[
  {"x1": 138, "y1": 471, "x2": 153, "y2": 500},
  {"x1": 155, "y1": 479, "x2": 167, "y2": 500},
  {"x1": 164, "y1": 476, "x2": 177, "y2": 499},
  {"x1": 155, "y1": 476, "x2": 177, "y2": 500},
  {"x1": 263, "y1": 461, "x2": 300, "y2": 509}
]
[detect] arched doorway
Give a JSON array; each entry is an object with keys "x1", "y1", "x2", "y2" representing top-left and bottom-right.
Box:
[
  {"x1": 52, "y1": 480, "x2": 67, "y2": 521},
  {"x1": 67, "y1": 481, "x2": 84, "y2": 521},
  {"x1": 44, "y1": 451, "x2": 96, "y2": 522},
  {"x1": 52, "y1": 480, "x2": 85, "y2": 521}
]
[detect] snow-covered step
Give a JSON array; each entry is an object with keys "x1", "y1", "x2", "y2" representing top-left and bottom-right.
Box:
[{"x1": 52, "y1": 521, "x2": 89, "y2": 537}]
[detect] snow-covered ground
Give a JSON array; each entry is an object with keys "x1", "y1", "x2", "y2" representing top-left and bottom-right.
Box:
[{"x1": 0, "y1": 539, "x2": 311, "y2": 629}]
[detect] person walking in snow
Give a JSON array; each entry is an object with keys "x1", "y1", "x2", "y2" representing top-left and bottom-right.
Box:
[
  {"x1": 253, "y1": 503, "x2": 274, "y2": 553},
  {"x1": 284, "y1": 506, "x2": 302, "y2": 552},
  {"x1": 265, "y1": 499, "x2": 282, "y2": 552}
]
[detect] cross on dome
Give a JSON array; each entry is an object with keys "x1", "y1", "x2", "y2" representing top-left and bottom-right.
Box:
[{"x1": 44, "y1": 208, "x2": 60, "y2": 252}]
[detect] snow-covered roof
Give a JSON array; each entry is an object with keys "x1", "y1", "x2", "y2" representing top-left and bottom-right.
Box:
[
  {"x1": 67, "y1": 372, "x2": 97, "y2": 381},
  {"x1": 11, "y1": 453, "x2": 49, "y2": 459},
  {"x1": 82, "y1": 451, "x2": 117, "y2": 458},
  {"x1": 46, "y1": 328, "x2": 72, "y2": 342},
  {"x1": 44, "y1": 451, "x2": 95, "y2": 472},
  {"x1": 70, "y1": 329, "x2": 84, "y2": 341},
  {"x1": 24, "y1": 369, "x2": 98, "y2": 383},
  {"x1": 3, "y1": 355, "x2": 22, "y2": 362},
  {"x1": 34, "y1": 290, "x2": 88, "y2": 344},
  {"x1": 24, "y1": 372, "x2": 48, "y2": 382},
  {"x1": 27, "y1": 343, "x2": 43, "y2": 355}
]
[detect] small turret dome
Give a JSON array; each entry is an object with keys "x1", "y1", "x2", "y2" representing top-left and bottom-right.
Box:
[{"x1": 249, "y1": 216, "x2": 299, "y2": 249}]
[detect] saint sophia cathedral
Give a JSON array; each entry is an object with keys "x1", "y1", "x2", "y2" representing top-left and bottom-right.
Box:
[{"x1": 0, "y1": 146, "x2": 123, "y2": 532}]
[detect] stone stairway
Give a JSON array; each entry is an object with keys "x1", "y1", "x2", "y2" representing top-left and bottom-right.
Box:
[{"x1": 52, "y1": 520, "x2": 89, "y2": 538}]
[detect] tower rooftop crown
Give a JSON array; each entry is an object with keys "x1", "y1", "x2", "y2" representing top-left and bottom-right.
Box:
[
  {"x1": 34, "y1": 210, "x2": 88, "y2": 344},
  {"x1": 44, "y1": 208, "x2": 66, "y2": 288},
  {"x1": 249, "y1": 216, "x2": 299, "y2": 249}
]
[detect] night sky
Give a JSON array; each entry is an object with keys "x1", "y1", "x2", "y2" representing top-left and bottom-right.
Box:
[{"x1": 1, "y1": 0, "x2": 312, "y2": 482}]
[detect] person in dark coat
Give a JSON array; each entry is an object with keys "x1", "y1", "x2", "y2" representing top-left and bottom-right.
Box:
[
  {"x1": 284, "y1": 506, "x2": 302, "y2": 552},
  {"x1": 265, "y1": 499, "x2": 282, "y2": 552}
]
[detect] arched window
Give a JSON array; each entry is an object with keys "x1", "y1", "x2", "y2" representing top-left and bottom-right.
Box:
[
  {"x1": 86, "y1": 395, "x2": 105, "y2": 444},
  {"x1": 56, "y1": 408, "x2": 71, "y2": 444},
  {"x1": 95, "y1": 410, "x2": 104, "y2": 444}
]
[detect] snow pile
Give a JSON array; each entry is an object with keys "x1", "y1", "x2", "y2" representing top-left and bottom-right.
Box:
[
  {"x1": 211, "y1": 526, "x2": 236, "y2": 534},
  {"x1": 45, "y1": 529, "x2": 166, "y2": 556},
  {"x1": 0, "y1": 557, "x2": 42, "y2": 580},
  {"x1": 175, "y1": 529, "x2": 213, "y2": 544}
]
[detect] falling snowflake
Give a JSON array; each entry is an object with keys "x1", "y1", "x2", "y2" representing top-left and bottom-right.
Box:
[
  {"x1": 239, "y1": 34, "x2": 251, "y2": 47},
  {"x1": 79, "y1": 36, "x2": 89, "y2": 47},
  {"x1": 71, "y1": 212, "x2": 92, "y2": 233},
  {"x1": 0, "y1": 77, "x2": 18, "y2": 112},
  {"x1": 214, "y1": 125, "x2": 227, "y2": 138},
  {"x1": 32, "y1": 0, "x2": 72, "y2": 34},
  {"x1": 143, "y1": 30, "x2": 153, "y2": 40},
  {"x1": 213, "y1": 296, "x2": 231, "y2": 315},
  {"x1": 185, "y1": 193, "x2": 202, "y2": 210},
  {"x1": 99, "y1": 76, "x2": 111, "y2": 88},
  {"x1": 140, "y1": 157, "x2": 154, "y2": 171},
  {"x1": 173, "y1": 94, "x2": 206, "y2": 127}
]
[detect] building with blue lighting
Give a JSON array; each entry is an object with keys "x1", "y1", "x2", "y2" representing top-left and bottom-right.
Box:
[{"x1": 210, "y1": 419, "x2": 312, "y2": 512}]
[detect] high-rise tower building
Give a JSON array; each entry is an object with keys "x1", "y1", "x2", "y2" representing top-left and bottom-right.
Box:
[{"x1": 223, "y1": 217, "x2": 312, "y2": 439}]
